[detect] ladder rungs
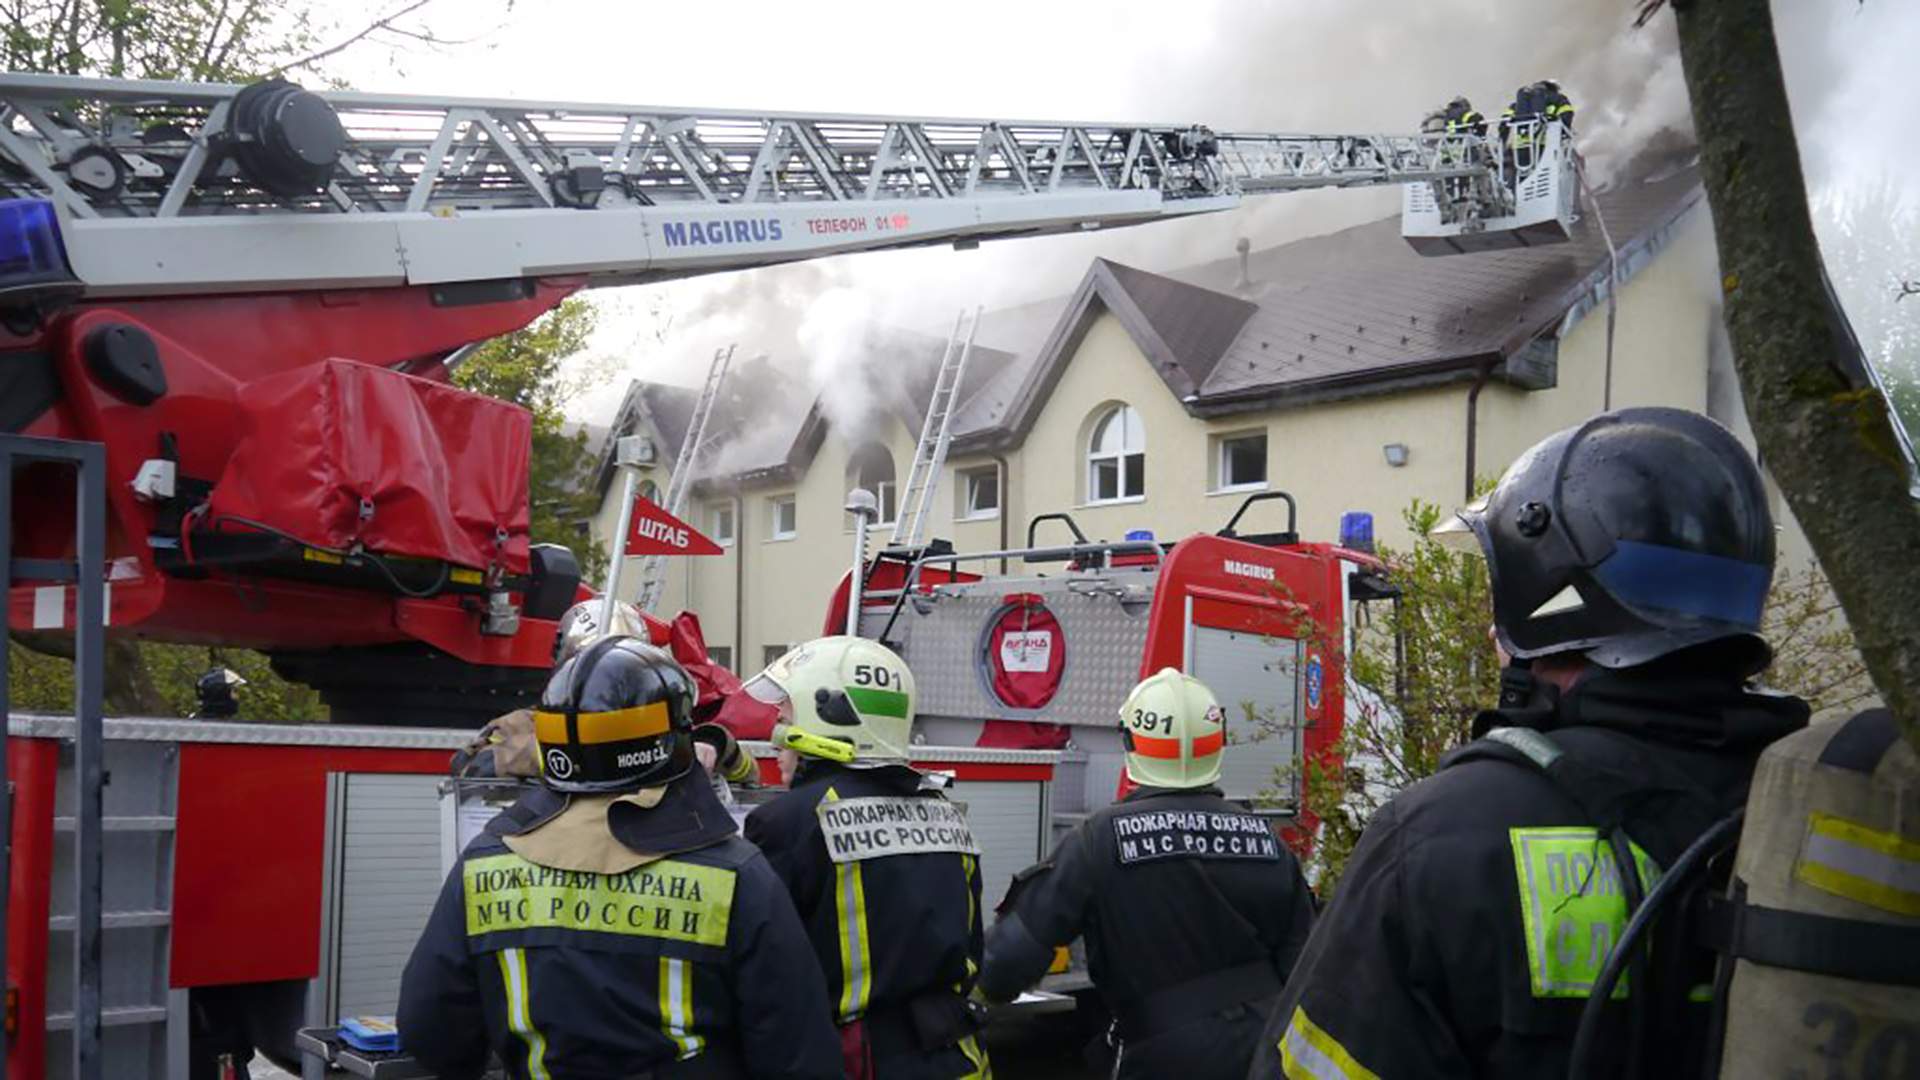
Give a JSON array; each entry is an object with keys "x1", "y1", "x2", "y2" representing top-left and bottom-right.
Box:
[
  {"x1": 46, "y1": 1005, "x2": 170, "y2": 1031},
  {"x1": 52, "y1": 815, "x2": 175, "y2": 833},
  {"x1": 50, "y1": 910, "x2": 171, "y2": 932}
]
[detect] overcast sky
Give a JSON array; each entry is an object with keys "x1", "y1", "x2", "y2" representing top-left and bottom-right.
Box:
[{"x1": 325, "y1": 0, "x2": 1919, "y2": 424}]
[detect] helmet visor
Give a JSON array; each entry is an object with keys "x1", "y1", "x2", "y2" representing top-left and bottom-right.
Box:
[
  {"x1": 743, "y1": 671, "x2": 789, "y2": 707},
  {"x1": 1431, "y1": 495, "x2": 1490, "y2": 556}
]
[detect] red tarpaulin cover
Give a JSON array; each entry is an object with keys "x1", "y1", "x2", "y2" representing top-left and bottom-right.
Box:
[
  {"x1": 207, "y1": 359, "x2": 532, "y2": 574},
  {"x1": 978, "y1": 597, "x2": 1072, "y2": 750}
]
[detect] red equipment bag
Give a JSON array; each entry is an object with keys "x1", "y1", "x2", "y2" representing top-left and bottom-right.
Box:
[
  {"x1": 978, "y1": 595, "x2": 1072, "y2": 750},
  {"x1": 207, "y1": 359, "x2": 532, "y2": 574}
]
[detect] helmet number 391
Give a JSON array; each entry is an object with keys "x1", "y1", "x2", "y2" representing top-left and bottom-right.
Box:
[{"x1": 1130, "y1": 708, "x2": 1172, "y2": 735}]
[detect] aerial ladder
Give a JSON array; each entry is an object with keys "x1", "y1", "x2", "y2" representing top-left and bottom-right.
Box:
[
  {"x1": 0, "y1": 73, "x2": 1578, "y2": 727},
  {"x1": 631, "y1": 344, "x2": 732, "y2": 613}
]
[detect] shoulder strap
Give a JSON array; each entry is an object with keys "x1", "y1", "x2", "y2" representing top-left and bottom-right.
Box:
[{"x1": 1817, "y1": 708, "x2": 1901, "y2": 775}]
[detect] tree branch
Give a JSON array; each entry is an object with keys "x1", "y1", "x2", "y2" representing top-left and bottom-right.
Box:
[
  {"x1": 269, "y1": 0, "x2": 433, "y2": 76},
  {"x1": 1668, "y1": 0, "x2": 1920, "y2": 748},
  {"x1": 1898, "y1": 279, "x2": 1920, "y2": 303}
]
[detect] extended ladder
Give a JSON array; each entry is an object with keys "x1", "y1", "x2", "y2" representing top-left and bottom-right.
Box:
[
  {"x1": 889, "y1": 308, "x2": 980, "y2": 550},
  {"x1": 0, "y1": 73, "x2": 1516, "y2": 298},
  {"x1": 635, "y1": 345, "x2": 732, "y2": 612}
]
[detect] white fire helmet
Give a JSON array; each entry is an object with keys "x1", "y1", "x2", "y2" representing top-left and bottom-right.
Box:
[
  {"x1": 745, "y1": 636, "x2": 915, "y2": 763},
  {"x1": 555, "y1": 598, "x2": 649, "y2": 665},
  {"x1": 1120, "y1": 668, "x2": 1226, "y2": 789}
]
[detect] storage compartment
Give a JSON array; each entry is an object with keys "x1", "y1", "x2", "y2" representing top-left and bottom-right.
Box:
[{"x1": 207, "y1": 359, "x2": 531, "y2": 574}]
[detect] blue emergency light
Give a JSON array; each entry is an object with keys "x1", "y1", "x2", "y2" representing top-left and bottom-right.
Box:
[
  {"x1": 1339, "y1": 511, "x2": 1375, "y2": 553},
  {"x1": 1124, "y1": 529, "x2": 1155, "y2": 542},
  {"x1": 0, "y1": 197, "x2": 79, "y2": 299}
]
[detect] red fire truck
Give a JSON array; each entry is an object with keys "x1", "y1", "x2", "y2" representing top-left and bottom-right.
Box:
[{"x1": 0, "y1": 73, "x2": 1540, "y2": 1077}]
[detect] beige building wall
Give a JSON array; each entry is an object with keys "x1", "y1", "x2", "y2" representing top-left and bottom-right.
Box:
[{"x1": 590, "y1": 204, "x2": 1822, "y2": 670}]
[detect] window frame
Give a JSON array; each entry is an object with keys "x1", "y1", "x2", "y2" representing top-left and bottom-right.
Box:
[
  {"x1": 1086, "y1": 404, "x2": 1146, "y2": 505},
  {"x1": 958, "y1": 465, "x2": 1001, "y2": 521},
  {"x1": 767, "y1": 494, "x2": 797, "y2": 541},
  {"x1": 708, "y1": 645, "x2": 734, "y2": 672},
  {"x1": 1214, "y1": 430, "x2": 1270, "y2": 494},
  {"x1": 710, "y1": 503, "x2": 736, "y2": 547}
]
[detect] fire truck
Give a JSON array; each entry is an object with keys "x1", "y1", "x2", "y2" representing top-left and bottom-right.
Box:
[{"x1": 0, "y1": 72, "x2": 1574, "y2": 1078}]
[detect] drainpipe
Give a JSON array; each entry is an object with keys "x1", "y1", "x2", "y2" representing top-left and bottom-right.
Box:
[
  {"x1": 992, "y1": 453, "x2": 1011, "y2": 575},
  {"x1": 1464, "y1": 360, "x2": 1497, "y2": 502},
  {"x1": 733, "y1": 493, "x2": 745, "y2": 671}
]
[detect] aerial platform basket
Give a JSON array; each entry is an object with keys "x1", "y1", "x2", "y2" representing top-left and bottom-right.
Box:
[{"x1": 1401, "y1": 120, "x2": 1579, "y2": 256}]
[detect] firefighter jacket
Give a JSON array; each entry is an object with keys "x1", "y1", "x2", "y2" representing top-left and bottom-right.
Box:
[
  {"x1": 743, "y1": 760, "x2": 991, "y2": 1079},
  {"x1": 1501, "y1": 88, "x2": 1574, "y2": 147},
  {"x1": 1248, "y1": 655, "x2": 1807, "y2": 1080},
  {"x1": 397, "y1": 773, "x2": 843, "y2": 1080},
  {"x1": 1441, "y1": 104, "x2": 1485, "y2": 137},
  {"x1": 979, "y1": 785, "x2": 1316, "y2": 1080}
]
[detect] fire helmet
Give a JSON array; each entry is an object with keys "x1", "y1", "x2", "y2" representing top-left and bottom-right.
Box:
[
  {"x1": 1436, "y1": 407, "x2": 1775, "y2": 670},
  {"x1": 746, "y1": 636, "x2": 915, "y2": 763},
  {"x1": 1120, "y1": 668, "x2": 1226, "y2": 789},
  {"x1": 554, "y1": 598, "x2": 649, "y2": 665},
  {"x1": 535, "y1": 636, "x2": 696, "y2": 792}
]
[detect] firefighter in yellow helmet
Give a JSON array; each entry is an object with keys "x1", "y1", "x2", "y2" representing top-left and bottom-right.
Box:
[
  {"x1": 742, "y1": 636, "x2": 992, "y2": 1079},
  {"x1": 976, "y1": 669, "x2": 1315, "y2": 1080}
]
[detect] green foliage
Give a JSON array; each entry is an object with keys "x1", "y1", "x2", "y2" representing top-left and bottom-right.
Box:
[
  {"x1": 0, "y1": 0, "x2": 322, "y2": 81},
  {"x1": 452, "y1": 297, "x2": 610, "y2": 583},
  {"x1": 10, "y1": 640, "x2": 323, "y2": 721}
]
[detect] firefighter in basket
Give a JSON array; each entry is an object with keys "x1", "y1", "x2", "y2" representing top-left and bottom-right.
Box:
[
  {"x1": 975, "y1": 668, "x2": 1316, "y2": 1079},
  {"x1": 398, "y1": 636, "x2": 841, "y2": 1080},
  {"x1": 742, "y1": 636, "x2": 993, "y2": 1080},
  {"x1": 1248, "y1": 407, "x2": 1813, "y2": 1079}
]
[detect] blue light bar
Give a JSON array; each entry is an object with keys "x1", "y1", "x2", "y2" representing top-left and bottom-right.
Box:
[
  {"x1": 0, "y1": 198, "x2": 76, "y2": 292},
  {"x1": 1339, "y1": 511, "x2": 1375, "y2": 553}
]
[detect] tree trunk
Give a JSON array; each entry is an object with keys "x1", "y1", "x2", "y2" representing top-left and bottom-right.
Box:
[
  {"x1": 1670, "y1": 0, "x2": 1920, "y2": 747},
  {"x1": 13, "y1": 631, "x2": 172, "y2": 716}
]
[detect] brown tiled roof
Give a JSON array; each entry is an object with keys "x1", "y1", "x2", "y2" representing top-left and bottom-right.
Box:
[{"x1": 957, "y1": 162, "x2": 1704, "y2": 447}]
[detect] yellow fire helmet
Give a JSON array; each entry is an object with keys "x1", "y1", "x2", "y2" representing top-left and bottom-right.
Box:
[
  {"x1": 745, "y1": 636, "x2": 915, "y2": 764},
  {"x1": 1120, "y1": 668, "x2": 1227, "y2": 789}
]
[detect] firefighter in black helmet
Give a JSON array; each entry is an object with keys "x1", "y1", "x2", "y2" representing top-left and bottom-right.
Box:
[
  {"x1": 978, "y1": 669, "x2": 1316, "y2": 1080},
  {"x1": 1247, "y1": 407, "x2": 1809, "y2": 1080},
  {"x1": 398, "y1": 637, "x2": 842, "y2": 1080}
]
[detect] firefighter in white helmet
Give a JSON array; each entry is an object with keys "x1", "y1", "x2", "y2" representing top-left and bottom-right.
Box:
[
  {"x1": 976, "y1": 668, "x2": 1315, "y2": 1080},
  {"x1": 742, "y1": 636, "x2": 992, "y2": 1079}
]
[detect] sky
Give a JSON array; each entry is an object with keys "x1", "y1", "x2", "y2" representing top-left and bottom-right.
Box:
[{"x1": 321, "y1": 0, "x2": 1920, "y2": 426}]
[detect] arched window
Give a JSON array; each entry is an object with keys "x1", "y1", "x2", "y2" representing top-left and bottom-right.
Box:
[
  {"x1": 1086, "y1": 404, "x2": 1145, "y2": 503},
  {"x1": 846, "y1": 444, "x2": 897, "y2": 525}
]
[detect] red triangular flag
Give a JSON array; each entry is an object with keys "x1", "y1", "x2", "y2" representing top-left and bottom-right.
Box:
[{"x1": 625, "y1": 496, "x2": 724, "y2": 556}]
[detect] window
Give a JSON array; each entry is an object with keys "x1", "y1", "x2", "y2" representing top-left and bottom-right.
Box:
[
  {"x1": 846, "y1": 444, "x2": 897, "y2": 527},
  {"x1": 763, "y1": 644, "x2": 790, "y2": 668},
  {"x1": 1216, "y1": 431, "x2": 1268, "y2": 492},
  {"x1": 638, "y1": 479, "x2": 661, "y2": 505},
  {"x1": 768, "y1": 495, "x2": 797, "y2": 540},
  {"x1": 1087, "y1": 404, "x2": 1145, "y2": 503},
  {"x1": 710, "y1": 503, "x2": 736, "y2": 547},
  {"x1": 957, "y1": 465, "x2": 1001, "y2": 520},
  {"x1": 708, "y1": 646, "x2": 734, "y2": 672}
]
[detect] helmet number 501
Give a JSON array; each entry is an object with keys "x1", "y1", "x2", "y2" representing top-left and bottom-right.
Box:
[{"x1": 853, "y1": 664, "x2": 899, "y2": 688}]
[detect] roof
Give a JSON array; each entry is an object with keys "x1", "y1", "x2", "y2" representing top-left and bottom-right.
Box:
[{"x1": 956, "y1": 160, "x2": 1705, "y2": 448}]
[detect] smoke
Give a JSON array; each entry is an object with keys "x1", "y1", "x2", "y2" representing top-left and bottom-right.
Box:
[{"x1": 545, "y1": 0, "x2": 1899, "y2": 446}]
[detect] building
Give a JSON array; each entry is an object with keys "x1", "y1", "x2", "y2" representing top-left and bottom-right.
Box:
[{"x1": 589, "y1": 160, "x2": 1820, "y2": 676}]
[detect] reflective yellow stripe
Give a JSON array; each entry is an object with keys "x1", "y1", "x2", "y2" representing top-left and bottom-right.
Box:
[
  {"x1": 1796, "y1": 811, "x2": 1920, "y2": 916},
  {"x1": 496, "y1": 948, "x2": 550, "y2": 1080},
  {"x1": 956, "y1": 1032, "x2": 992, "y2": 1078},
  {"x1": 1277, "y1": 1006, "x2": 1380, "y2": 1080},
  {"x1": 658, "y1": 956, "x2": 705, "y2": 1060},
  {"x1": 825, "y1": 787, "x2": 873, "y2": 1020}
]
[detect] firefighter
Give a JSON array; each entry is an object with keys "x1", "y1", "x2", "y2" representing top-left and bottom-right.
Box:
[
  {"x1": 1441, "y1": 96, "x2": 1486, "y2": 137},
  {"x1": 397, "y1": 636, "x2": 842, "y2": 1080},
  {"x1": 976, "y1": 668, "x2": 1316, "y2": 1080},
  {"x1": 742, "y1": 636, "x2": 992, "y2": 1079},
  {"x1": 1248, "y1": 407, "x2": 1810, "y2": 1079}
]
